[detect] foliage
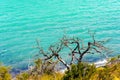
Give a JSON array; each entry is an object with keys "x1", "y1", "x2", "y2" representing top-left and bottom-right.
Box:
[
  {"x1": 94, "y1": 62, "x2": 120, "y2": 80},
  {"x1": 30, "y1": 59, "x2": 58, "y2": 75},
  {"x1": 117, "y1": 55, "x2": 120, "y2": 58},
  {"x1": 16, "y1": 59, "x2": 60, "y2": 80},
  {"x1": 16, "y1": 72, "x2": 30, "y2": 80},
  {"x1": 0, "y1": 64, "x2": 11, "y2": 80},
  {"x1": 63, "y1": 61, "x2": 120, "y2": 80},
  {"x1": 63, "y1": 62, "x2": 96, "y2": 80},
  {"x1": 36, "y1": 73, "x2": 63, "y2": 80},
  {"x1": 16, "y1": 72, "x2": 63, "y2": 80}
]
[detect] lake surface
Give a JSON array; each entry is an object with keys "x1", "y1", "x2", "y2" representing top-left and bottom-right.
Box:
[{"x1": 0, "y1": 0, "x2": 120, "y2": 70}]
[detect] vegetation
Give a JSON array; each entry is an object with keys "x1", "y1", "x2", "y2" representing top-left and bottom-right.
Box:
[
  {"x1": 1, "y1": 33, "x2": 120, "y2": 80},
  {"x1": 1, "y1": 58, "x2": 120, "y2": 80},
  {"x1": 63, "y1": 62, "x2": 96, "y2": 80},
  {"x1": 15, "y1": 56, "x2": 120, "y2": 80},
  {"x1": 63, "y1": 60, "x2": 120, "y2": 80},
  {"x1": 0, "y1": 64, "x2": 11, "y2": 80}
]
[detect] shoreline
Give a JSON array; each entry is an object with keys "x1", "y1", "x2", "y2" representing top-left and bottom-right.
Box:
[{"x1": 10, "y1": 58, "x2": 109, "y2": 77}]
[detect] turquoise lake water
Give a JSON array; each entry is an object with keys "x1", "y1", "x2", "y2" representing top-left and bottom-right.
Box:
[{"x1": 0, "y1": 0, "x2": 120, "y2": 70}]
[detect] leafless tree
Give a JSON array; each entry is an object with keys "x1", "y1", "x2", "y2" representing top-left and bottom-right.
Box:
[{"x1": 34, "y1": 32, "x2": 110, "y2": 71}]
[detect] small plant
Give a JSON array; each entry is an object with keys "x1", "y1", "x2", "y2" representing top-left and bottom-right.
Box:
[
  {"x1": 0, "y1": 64, "x2": 11, "y2": 80},
  {"x1": 16, "y1": 72, "x2": 30, "y2": 80},
  {"x1": 63, "y1": 62, "x2": 96, "y2": 80},
  {"x1": 117, "y1": 55, "x2": 120, "y2": 58}
]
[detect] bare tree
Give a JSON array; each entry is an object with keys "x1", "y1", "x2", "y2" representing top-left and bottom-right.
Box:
[{"x1": 34, "y1": 32, "x2": 110, "y2": 71}]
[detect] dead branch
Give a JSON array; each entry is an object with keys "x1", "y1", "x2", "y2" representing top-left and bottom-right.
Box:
[{"x1": 35, "y1": 32, "x2": 110, "y2": 71}]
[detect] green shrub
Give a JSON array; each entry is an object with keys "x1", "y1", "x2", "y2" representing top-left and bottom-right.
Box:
[
  {"x1": 63, "y1": 63, "x2": 96, "y2": 80},
  {"x1": 0, "y1": 64, "x2": 11, "y2": 80},
  {"x1": 16, "y1": 72, "x2": 29, "y2": 80}
]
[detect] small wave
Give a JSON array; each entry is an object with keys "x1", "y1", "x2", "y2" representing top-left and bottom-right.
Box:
[
  {"x1": 94, "y1": 59, "x2": 108, "y2": 67},
  {"x1": 0, "y1": 49, "x2": 7, "y2": 54}
]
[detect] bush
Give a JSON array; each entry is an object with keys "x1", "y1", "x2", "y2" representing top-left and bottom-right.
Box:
[
  {"x1": 63, "y1": 62, "x2": 96, "y2": 80},
  {"x1": 16, "y1": 72, "x2": 30, "y2": 80},
  {"x1": 0, "y1": 64, "x2": 11, "y2": 80}
]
